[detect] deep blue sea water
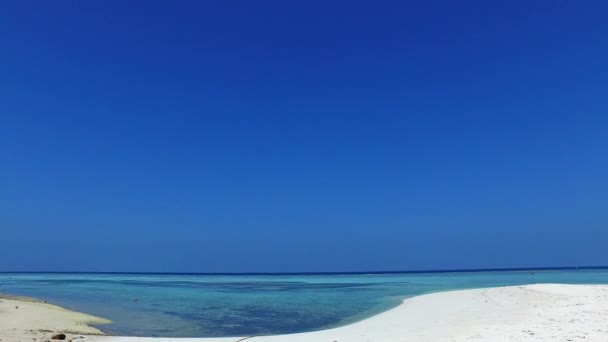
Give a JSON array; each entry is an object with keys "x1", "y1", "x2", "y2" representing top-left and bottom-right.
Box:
[{"x1": 2, "y1": 269, "x2": 608, "y2": 337}]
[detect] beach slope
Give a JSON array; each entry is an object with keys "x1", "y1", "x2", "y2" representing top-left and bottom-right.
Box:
[{"x1": 0, "y1": 295, "x2": 110, "y2": 342}]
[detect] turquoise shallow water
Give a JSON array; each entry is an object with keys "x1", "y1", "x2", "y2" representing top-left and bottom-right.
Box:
[{"x1": 1, "y1": 269, "x2": 608, "y2": 337}]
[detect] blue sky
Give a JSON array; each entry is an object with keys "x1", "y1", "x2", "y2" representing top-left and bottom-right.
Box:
[{"x1": 1, "y1": 1, "x2": 607, "y2": 272}]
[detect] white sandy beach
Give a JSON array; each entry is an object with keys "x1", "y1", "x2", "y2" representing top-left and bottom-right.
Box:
[
  {"x1": 0, "y1": 295, "x2": 110, "y2": 342},
  {"x1": 4, "y1": 284, "x2": 608, "y2": 342}
]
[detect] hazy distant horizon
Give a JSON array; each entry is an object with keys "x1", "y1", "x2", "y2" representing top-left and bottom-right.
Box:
[{"x1": 3, "y1": 265, "x2": 608, "y2": 275}]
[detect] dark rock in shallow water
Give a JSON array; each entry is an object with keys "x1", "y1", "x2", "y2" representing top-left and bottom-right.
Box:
[{"x1": 51, "y1": 333, "x2": 66, "y2": 340}]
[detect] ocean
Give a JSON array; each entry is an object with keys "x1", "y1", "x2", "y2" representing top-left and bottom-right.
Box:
[{"x1": 1, "y1": 269, "x2": 608, "y2": 337}]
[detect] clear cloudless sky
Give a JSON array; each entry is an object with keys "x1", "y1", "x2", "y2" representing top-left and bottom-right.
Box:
[{"x1": 1, "y1": 1, "x2": 607, "y2": 273}]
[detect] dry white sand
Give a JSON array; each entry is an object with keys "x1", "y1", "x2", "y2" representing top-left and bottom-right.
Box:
[
  {"x1": 4, "y1": 284, "x2": 608, "y2": 342},
  {"x1": 0, "y1": 295, "x2": 110, "y2": 342}
]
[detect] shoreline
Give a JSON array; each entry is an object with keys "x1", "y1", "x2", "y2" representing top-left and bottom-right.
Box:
[
  {"x1": 4, "y1": 284, "x2": 608, "y2": 342},
  {"x1": 0, "y1": 294, "x2": 110, "y2": 342}
]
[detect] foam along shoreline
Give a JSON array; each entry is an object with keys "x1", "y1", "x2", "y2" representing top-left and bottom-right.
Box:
[
  {"x1": 0, "y1": 294, "x2": 110, "y2": 342},
  {"x1": 6, "y1": 284, "x2": 608, "y2": 342}
]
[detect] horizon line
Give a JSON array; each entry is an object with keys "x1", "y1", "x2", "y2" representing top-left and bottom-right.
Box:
[{"x1": 1, "y1": 265, "x2": 607, "y2": 276}]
